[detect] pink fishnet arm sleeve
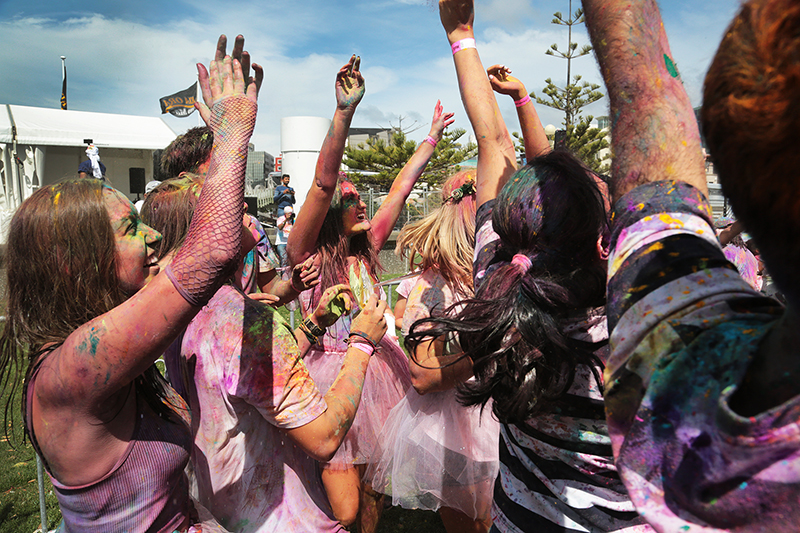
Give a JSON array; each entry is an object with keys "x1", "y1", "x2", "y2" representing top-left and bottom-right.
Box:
[{"x1": 165, "y1": 95, "x2": 257, "y2": 306}]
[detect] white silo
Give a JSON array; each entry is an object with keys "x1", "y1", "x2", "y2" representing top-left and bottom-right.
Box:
[{"x1": 280, "y1": 116, "x2": 331, "y2": 214}]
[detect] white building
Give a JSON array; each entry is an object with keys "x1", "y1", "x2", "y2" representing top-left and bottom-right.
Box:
[{"x1": 0, "y1": 104, "x2": 176, "y2": 242}]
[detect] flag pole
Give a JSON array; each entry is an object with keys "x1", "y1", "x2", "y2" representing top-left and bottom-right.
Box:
[
  {"x1": 196, "y1": 80, "x2": 202, "y2": 127},
  {"x1": 60, "y1": 56, "x2": 67, "y2": 110}
]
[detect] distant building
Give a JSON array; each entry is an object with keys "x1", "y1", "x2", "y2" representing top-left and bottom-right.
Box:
[
  {"x1": 347, "y1": 127, "x2": 393, "y2": 148},
  {"x1": 245, "y1": 144, "x2": 275, "y2": 192}
]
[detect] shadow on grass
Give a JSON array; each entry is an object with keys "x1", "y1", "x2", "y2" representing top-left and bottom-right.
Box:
[{"x1": 376, "y1": 506, "x2": 447, "y2": 533}]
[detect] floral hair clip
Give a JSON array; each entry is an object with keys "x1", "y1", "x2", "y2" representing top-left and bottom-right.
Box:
[{"x1": 445, "y1": 180, "x2": 476, "y2": 203}]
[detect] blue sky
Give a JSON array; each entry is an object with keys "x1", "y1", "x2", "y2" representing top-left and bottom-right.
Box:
[{"x1": 0, "y1": 0, "x2": 742, "y2": 156}]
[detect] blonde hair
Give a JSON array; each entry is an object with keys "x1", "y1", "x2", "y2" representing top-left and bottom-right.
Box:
[{"x1": 396, "y1": 170, "x2": 476, "y2": 294}]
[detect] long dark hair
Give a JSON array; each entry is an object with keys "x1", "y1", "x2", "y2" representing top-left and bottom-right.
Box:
[
  {"x1": 0, "y1": 180, "x2": 177, "y2": 444},
  {"x1": 407, "y1": 151, "x2": 608, "y2": 424},
  {"x1": 308, "y1": 175, "x2": 382, "y2": 307}
]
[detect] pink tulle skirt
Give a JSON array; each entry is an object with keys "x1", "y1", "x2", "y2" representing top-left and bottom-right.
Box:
[
  {"x1": 365, "y1": 386, "x2": 500, "y2": 519},
  {"x1": 302, "y1": 335, "x2": 412, "y2": 470}
]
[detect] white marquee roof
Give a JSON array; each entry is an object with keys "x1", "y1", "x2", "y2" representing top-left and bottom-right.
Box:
[{"x1": 0, "y1": 104, "x2": 176, "y2": 150}]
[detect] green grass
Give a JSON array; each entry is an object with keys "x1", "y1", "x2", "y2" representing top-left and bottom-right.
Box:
[
  {"x1": 0, "y1": 386, "x2": 61, "y2": 533},
  {"x1": 0, "y1": 378, "x2": 445, "y2": 533}
]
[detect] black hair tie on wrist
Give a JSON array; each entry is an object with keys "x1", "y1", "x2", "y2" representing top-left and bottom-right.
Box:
[{"x1": 348, "y1": 329, "x2": 378, "y2": 348}]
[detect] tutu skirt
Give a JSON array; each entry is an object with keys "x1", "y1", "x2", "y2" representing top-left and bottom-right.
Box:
[
  {"x1": 302, "y1": 335, "x2": 411, "y2": 469},
  {"x1": 365, "y1": 386, "x2": 500, "y2": 519}
]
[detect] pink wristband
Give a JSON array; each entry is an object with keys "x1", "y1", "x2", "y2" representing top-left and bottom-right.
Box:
[
  {"x1": 514, "y1": 95, "x2": 532, "y2": 107},
  {"x1": 348, "y1": 341, "x2": 375, "y2": 357},
  {"x1": 423, "y1": 135, "x2": 438, "y2": 148},
  {"x1": 451, "y1": 38, "x2": 476, "y2": 55}
]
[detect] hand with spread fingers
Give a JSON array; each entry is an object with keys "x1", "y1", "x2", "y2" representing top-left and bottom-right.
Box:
[
  {"x1": 195, "y1": 34, "x2": 260, "y2": 127},
  {"x1": 335, "y1": 54, "x2": 365, "y2": 112},
  {"x1": 428, "y1": 100, "x2": 455, "y2": 144}
]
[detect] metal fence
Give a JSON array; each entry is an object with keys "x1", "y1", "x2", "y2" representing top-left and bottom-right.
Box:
[{"x1": 360, "y1": 186, "x2": 443, "y2": 230}]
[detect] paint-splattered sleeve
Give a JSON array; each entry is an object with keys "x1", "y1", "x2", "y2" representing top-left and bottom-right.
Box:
[
  {"x1": 232, "y1": 300, "x2": 326, "y2": 429},
  {"x1": 603, "y1": 180, "x2": 799, "y2": 531}
]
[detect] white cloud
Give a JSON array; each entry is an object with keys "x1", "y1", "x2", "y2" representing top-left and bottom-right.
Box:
[{"x1": 0, "y1": 0, "x2": 742, "y2": 156}]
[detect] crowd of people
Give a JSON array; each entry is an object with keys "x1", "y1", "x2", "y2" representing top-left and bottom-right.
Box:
[{"x1": 1, "y1": 0, "x2": 799, "y2": 532}]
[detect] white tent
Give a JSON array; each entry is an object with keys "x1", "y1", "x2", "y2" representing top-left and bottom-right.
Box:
[{"x1": 0, "y1": 104, "x2": 176, "y2": 242}]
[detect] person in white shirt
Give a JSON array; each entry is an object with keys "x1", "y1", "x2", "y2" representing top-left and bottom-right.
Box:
[{"x1": 276, "y1": 205, "x2": 294, "y2": 267}]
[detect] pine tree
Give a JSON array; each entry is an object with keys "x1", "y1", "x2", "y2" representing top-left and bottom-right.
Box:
[
  {"x1": 566, "y1": 116, "x2": 609, "y2": 174},
  {"x1": 531, "y1": 0, "x2": 609, "y2": 173},
  {"x1": 343, "y1": 128, "x2": 476, "y2": 189}
]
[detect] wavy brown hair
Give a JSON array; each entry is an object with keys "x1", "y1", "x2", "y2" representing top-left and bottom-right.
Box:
[
  {"x1": 140, "y1": 174, "x2": 204, "y2": 261},
  {"x1": 0, "y1": 180, "x2": 176, "y2": 443}
]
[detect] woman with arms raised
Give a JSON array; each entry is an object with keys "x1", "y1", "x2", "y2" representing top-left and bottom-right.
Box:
[
  {"x1": 287, "y1": 55, "x2": 454, "y2": 532},
  {"x1": 0, "y1": 35, "x2": 256, "y2": 533}
]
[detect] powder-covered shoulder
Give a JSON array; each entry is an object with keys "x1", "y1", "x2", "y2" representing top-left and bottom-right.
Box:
[
  {"x1": 232, "y1": 291, "x2": 326, "y2": 428},
  {"x1": 402, "y1": 269, "x2": 459, "y2": 337}
]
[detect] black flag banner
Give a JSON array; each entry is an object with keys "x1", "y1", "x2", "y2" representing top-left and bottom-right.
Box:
[{"x1": 159, "y1": 82, "x2": 197, "y2": 117}]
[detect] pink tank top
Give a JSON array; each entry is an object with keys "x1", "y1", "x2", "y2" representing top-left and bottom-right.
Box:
[{"x1": 27, "y1": 365, "x2": 193, "y2": 533}]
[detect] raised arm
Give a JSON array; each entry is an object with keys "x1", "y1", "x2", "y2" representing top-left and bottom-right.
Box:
[
  {"x1": 287, "y1": 294, "x2": 388, "y2": 461},
  {"x1": 439, "y1": 0, "x2": 517, "y2": 208},
  {"x1": 369, "y1": 100, "x2": 454, "y2": 249},
  {"x1": 250, "y1": 255, "x2": 321, "y2": 307},
  {"x1": 487, "y1": 64, "x2": 550, "y2": 161},
  {"x1": 38, "y1": 35, "x2": 257, "y2": 438},
  {"x1": 582, "y1": 0, "x2": 706, "y2": 202},
  {"x1": 288, "y1": 56, "x2": 364, "y2": 266}
]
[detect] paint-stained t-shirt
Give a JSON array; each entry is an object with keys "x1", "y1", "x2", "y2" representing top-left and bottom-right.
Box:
[
  {"x1": 165, "y1": 284, "x2": 343, "y2": 533},
  {"x1": 474, "y1": 200, "x2": 651, "y2": 533},
  {"x1": 604, "y1": 180, "x2": 799, "y2": 531}
]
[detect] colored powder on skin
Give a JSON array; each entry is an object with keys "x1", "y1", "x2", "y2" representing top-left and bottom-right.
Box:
[
  {"x1": 664, "y1": 54, "x2": 679, "y2": 78},
  {"x1": 90, "y1": 329, "x2": 100, "y2": 355},
  {"x1": 330, "y1": 295, "x2": 349, "y2": 318}
]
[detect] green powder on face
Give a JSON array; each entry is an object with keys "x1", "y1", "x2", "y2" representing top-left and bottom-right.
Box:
[{"x1": 664, "y1": 54, "x2": 679, "y2": 78}]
